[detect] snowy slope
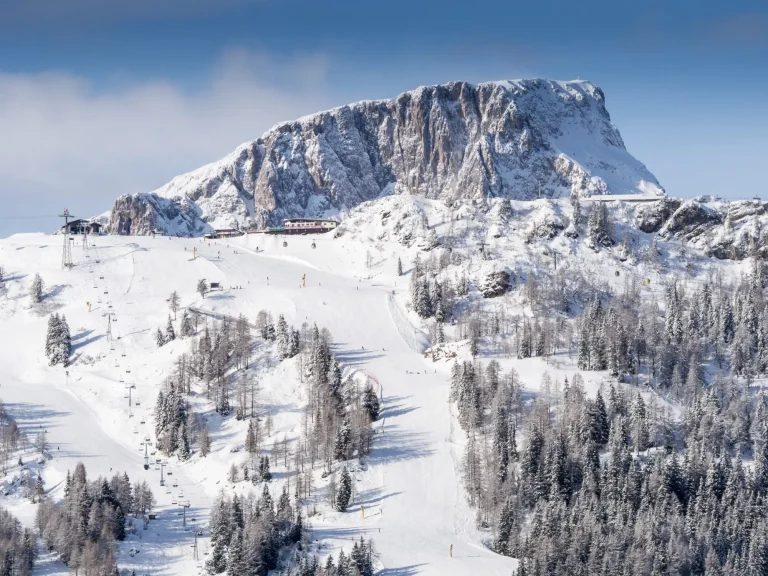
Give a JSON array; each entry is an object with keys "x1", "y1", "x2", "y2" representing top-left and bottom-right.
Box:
[
  {"x1": 106, "y1": 79, "x2": 664, "y2": 235},
  {"x1": 4, "y1": 188, "x2": 759, "y2": 573}
]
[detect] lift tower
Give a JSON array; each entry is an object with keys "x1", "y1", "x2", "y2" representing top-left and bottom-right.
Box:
[{"x1": 59, "y1": 209, "x2": 74, "y2": 269}]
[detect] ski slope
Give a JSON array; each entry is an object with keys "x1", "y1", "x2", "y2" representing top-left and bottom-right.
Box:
[{"x1": 0, "y1": 232, "x2": 517, "y2": 575}]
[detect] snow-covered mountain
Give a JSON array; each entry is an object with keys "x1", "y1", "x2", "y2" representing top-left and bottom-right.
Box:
[{"x1": 106, "y1": 79, "x2": 663, "y2": 235}]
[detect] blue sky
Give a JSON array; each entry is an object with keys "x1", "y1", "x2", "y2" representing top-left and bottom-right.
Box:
[{"x1": 0, "y1": 0, "x2": 767, "y2": 235}]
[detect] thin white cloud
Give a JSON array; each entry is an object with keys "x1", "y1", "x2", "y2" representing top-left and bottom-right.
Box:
[{"x1": 0, "y1": 51, "x2": 335, "y2": 231}]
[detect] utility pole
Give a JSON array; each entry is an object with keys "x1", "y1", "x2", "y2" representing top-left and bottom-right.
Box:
[
  {"x1": 106, "y1": 313, "x2": 113, "y2": 341},
  {"x1": 160, "y1": 461, "x2": 166, "y2": 487},
  {"x1": 59, "y1": 208, "x2": 74, "y2": 269}
]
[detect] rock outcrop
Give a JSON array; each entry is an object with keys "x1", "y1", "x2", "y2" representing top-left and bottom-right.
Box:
[{"x1": 106, "y1": 78, "x2": 663, "y2": 235}]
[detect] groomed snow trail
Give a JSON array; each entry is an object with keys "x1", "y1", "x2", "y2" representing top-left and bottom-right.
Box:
[
  {"x1": 201, "y1": 237, "x2": 516, "y2": 575},
  {"x1": 0, "y1": 233, "x2": 515, "y2": 575}
]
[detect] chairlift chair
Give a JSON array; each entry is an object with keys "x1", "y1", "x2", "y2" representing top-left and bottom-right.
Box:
[
  {"x1": 311, "y1": 241, "x2": 316, "y2": 249},
  {"x1": 282, "y1": 240, "x2": 287, "y2": 247}
]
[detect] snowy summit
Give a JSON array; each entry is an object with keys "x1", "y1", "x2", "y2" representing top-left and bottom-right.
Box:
[{"x1": 107, "y1": 79, "x2": 663, "y2": 236}]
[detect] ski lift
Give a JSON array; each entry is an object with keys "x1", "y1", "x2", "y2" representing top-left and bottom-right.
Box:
[
  {"x1": 99, "y1": 276, "x2": 104, "y2": 279},
  {"x1": 136, "y1": 401, "x2": 141, "y2": 406},
  {"x1": 173, "y1": 482, "x2": 178, "y2": 488},
  {"x1": 615, "y1": 270, "x2": 620, "y2": 277},
  {"x1": 140, "y1": 417, "x2": 145, "y2": 424},
  {"x1": 104, "y1": 290, "x2": 108, "y2": 295},
  {"x1": 144, "y1": 464, "x2": 149, "y2": 471},
  {"x1": 126, "y1": 368, "x2": 131, "y2": 373},
  {"x1": 123, "y1": 392, "x2": 129, "y2": 398},
  {"x1": 121, "y1": 352, "x2": 126, "y2": 357},
  {"x1": 282, "y1": 240, "x2": 288, "y2": 247},
  {"x1": 311, "y1": 241, "x2": 316, "y2": 249}
]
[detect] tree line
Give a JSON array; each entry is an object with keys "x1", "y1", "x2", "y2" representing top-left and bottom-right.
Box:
[{"x1": 36, "y1": 462, "x2": 155, "y2": 575}]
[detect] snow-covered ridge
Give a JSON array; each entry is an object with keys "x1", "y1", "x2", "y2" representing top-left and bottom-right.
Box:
[{"x1": 106, "y1": 78, "x2": 663, "y2": 235}]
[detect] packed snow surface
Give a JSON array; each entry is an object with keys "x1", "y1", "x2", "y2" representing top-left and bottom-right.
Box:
[{"x1": 0, "y1": 232, "x2": 527, "y2": 575}]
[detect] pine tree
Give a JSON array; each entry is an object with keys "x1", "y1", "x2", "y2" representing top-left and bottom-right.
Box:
[
  {"x1": 492, "y1": 405, "x2": 509, "y2": 484},
  {"x1": 169, "y1": 290, "x2": 180, "y2": 320},
  {"x1": 178, "y1": 422, "x2": 190, "y2": 460},
  {"x1": 276, "y1": 314, "x2": 290, "y2": 358},
  {"x1": 245, "y1": 420, "x2": 257, "y2": 457},
  {"x1": 46, "y1": 314, "x2": 71, "y2": 366},
  {"x1": 29, "y1": 273, "x2": 43, "y2": 304},
  {"x1": 165, "y1": 315, "x2": 176, "y2": 342},
  {"x1": 45, "y1": 314, "x2": 59, "y2": 362},
  {"x1": 260, "y1": 456, "x2": 272, "y2": 482},
  {"x1": 592, "y1": 390, "x2": 610, "y2": 446},
  {"x1": 493, "y1": 497, "x2": 516, "y2": 556},
  {"x1": 197, "y1": 278, "x2": 209, "y2": 299},
  {"x1": 336, "y1": 466, "x2": 352, "y2": 512},
  {"x1": 225, "y1": 527, "x2": 244, "y2": 576},
  {"x1": 156, "y1": 327, "x2": 166, "y2": 348},
  {"x1": 200, "y1": 423, "x2": 211, "y2": 457},
  {"x1": 570, "y1": 195, "x2": 581, "y2": 235},
  {"x1": 362, "y1": 384, "x2": 380, "y2": 421},
  {"x1": 180, "y1": 310, "x2": 195, "y2": 337},
  {"x1": 334, "y1": 419, "x2": 351, "y2": 461},
  {"x1": 397, "y1": 257, "x2": 403, "y2": 276},
  {"x1": 329, "y1": 358, "x2": 342, "y2": 399}
]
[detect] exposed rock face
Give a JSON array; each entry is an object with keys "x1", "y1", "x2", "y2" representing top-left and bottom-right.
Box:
[
  {"x1": 635, "y1": 198, "x2": 683, "y2": 233},
  {"x1": 108, "y1": 193, "x2": 211, "y2": 237},
  {"x1": 106, "y1": 78, "x2": 663, "y2": 235},
  {"x1": 658, "y1": 201, "x2": 723, "y2": 241},
  {"x1": 478, "y1": 269, "x2": 512, "y2": 298}
]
